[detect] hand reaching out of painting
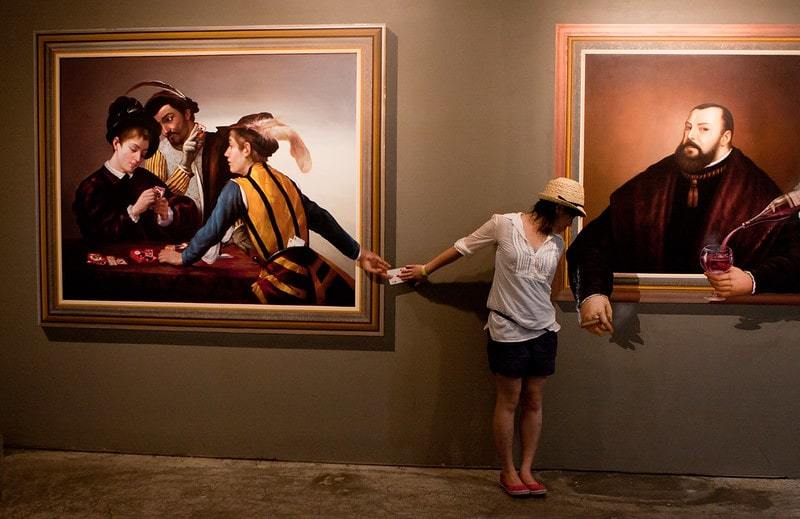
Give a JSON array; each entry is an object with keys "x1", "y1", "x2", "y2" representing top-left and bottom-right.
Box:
[
  {"x1": 357, "y1": 249, "x2": 391, "y2": 277},
  {"x1": 579, "y1": 295, "x2": 614, "y2": 336}
]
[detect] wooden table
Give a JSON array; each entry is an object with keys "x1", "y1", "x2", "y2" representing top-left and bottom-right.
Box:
[{"x1": 62, "y1": 240, "x2": 263, "y2": 304}]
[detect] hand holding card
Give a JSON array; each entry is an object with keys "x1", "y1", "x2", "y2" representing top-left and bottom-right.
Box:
[{"x1": 387, "y1": 268, "x2": 405, "y2": 285}]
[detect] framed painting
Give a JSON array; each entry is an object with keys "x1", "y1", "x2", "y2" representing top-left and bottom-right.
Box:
[
  {"x1": 37, "y1": 25, "x2": 386, "y2": 334},
  {"x1": 554, "y1": 24, "x2": 800, "y2": 304}
]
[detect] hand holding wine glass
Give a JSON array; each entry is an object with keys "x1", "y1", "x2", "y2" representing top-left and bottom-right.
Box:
[{"x1": 700, "y1": 244, "x2": 733, "y2": 301}]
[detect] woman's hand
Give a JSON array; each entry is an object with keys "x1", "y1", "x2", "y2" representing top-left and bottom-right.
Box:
[
  {"x1": 158, "y1": 247, "x2": 183, "y2": 265},
  {"x1": 398, "y1": 264, "x2": 427, "y2": 282},
  {"x1": 397, "y1": 249, "x2": 461, "y2": 284}
]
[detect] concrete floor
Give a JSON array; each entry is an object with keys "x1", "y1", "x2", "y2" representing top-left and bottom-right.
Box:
[{"x1": 1, "y1": 449, "x2": 799, "y2": 518}]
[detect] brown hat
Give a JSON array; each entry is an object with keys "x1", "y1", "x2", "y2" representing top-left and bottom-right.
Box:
[{"x1": 538, "y1": 177, "x2": 586, "y2": 217}]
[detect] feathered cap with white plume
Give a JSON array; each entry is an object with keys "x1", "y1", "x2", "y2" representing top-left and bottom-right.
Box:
[{"x1": 230, "y1": 112, "x2": 312, "y2": 173}]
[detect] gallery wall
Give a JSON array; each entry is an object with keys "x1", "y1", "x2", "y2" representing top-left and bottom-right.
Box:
[{"x1": 2, "y1": 0, "x2": 800, "y2": 477}]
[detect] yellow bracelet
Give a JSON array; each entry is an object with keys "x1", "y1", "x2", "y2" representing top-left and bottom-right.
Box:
[{"x1": 421, "y1": 265, "x2": 428, "y2": 277}]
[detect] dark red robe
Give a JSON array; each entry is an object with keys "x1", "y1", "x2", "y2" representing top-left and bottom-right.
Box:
[{"x1": 567, "y1": 148, "x2": 800, "y2": 300}]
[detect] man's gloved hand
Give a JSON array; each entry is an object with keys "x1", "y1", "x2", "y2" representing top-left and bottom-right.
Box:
[{"x1": 180, "y1": 123, "x2": 205, "y2": 172}]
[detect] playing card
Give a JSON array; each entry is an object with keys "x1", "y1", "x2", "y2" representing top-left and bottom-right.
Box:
[
  {"x1": 387, "y1": 268, "x2": 405, "y2": 285},
  {"x1": 287, "y1": 236, "x2": 306, "y2": 248}
]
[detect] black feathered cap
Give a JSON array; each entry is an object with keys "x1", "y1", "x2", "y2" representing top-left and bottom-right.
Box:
[
  {"x1": 126, "y1": 80, "x2": 200, "y2": 117},
  {"x1": 105, "y1": 96, "x2": 161, "y2": 159}
]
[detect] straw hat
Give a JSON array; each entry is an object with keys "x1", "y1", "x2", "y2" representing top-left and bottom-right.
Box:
[{"x1": 538, "y1": 177, "x2": 586, "y2": 217}]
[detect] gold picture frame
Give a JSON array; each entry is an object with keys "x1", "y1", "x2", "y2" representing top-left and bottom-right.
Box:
[
  {"x1": 554, "y1": 24, "x2": 800, "y2": 304},
  {"x1": 37, "y1": 25, "x2": 386, "y2": 333}
]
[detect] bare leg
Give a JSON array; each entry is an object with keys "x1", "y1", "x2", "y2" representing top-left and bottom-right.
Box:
[
  {"x1": 518, "y1": 376, "x2": 547, "y2": 485},
  {"x1": 493, "y1": 374, "x2": 523, "y2": 485}
]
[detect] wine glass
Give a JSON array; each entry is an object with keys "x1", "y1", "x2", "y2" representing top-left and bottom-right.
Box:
[{"x1": 700, "y1": 244, "x2": 734, "y2": 301}]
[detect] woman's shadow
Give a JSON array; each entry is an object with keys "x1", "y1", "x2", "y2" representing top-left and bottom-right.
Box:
[
  {"x1": 405, "y1": 277, "x2": 650, "y2": 351},
  {"x1": 396, "y1": 277, "x2": 498, "y2": 464}
]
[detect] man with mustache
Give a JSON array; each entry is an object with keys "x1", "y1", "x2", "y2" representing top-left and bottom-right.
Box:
[
  {"x1": 567, "y1": 103, "x2": 800, "y2": 335},
  {"x1": 136, "y1": 83, "x2": 229, "y2": 225}
]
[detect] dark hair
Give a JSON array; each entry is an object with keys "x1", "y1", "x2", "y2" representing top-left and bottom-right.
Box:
[
  {"x1": 117, "y1": 126, "x2": 150, "y2": 143},
  {"x1": 530, "y1": 199, "x2": 579, "y2": 235},
  {"x1": 530, "y1": 200, "x2": 558, "y2": 235},
  {"x1": 144, "y1": 90, "x2": 199, "y2": 118},
  {"x1": 692, "y1": 103, "x2": 734, "y2": 133},
  {"x1": 105, "y1": 96, "x2": 160, "y2": 158},
  {"x1": 228, "y1": 112, "x2": 280, "y2": 162}
]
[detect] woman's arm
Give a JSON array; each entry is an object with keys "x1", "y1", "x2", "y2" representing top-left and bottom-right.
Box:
[
  {"x1": 399, "y1": 247, "x2": 464, "y2": 281},
  {"x1": 398, "y1": 215, "x2": 499, "y2": 281}
]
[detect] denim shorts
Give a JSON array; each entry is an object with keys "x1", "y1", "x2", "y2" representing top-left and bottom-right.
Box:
[{"x1": 487, "y1": 330, "x2": 558, "y2": 378}]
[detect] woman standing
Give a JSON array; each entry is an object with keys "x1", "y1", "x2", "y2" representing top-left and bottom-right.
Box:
[{"x1": 399, "y1": 178, "x2": 585, "y2": 497}]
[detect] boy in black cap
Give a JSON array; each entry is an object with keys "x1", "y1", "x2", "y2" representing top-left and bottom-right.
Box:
[{"x1": 73, "y1": 96, "x2": 200, "y2": 244}]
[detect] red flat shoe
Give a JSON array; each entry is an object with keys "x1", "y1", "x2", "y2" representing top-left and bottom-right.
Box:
[
  {"x1": 499, "y1": 477, "x2": 532, "y2": 497},
  {"x1": 524, "y1": 479, "x2": 548, "y2": 496}
]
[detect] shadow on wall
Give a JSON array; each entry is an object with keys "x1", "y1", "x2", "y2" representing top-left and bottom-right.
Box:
[
  {"x1": 557, "y1": 301, "x2": 800, "y2": 351},
  {"x1": 408, "y1": 280, "x2": 492, "y2": 323},
  {"x1": 396, "y1": 278, "x2": 498, "y2": 466}
]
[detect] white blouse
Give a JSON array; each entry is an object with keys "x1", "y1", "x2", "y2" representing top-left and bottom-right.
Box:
[{"x1": 454, "y1": 213, "x2": 563, "y2": 342}]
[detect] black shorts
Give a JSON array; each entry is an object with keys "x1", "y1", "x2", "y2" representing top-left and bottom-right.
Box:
[{"x1": 487, "y1": 331, "x2": 558, "y2": 378}]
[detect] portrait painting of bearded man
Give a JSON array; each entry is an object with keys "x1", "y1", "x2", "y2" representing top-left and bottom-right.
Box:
[{"x1": 565, "y1": 53, "x2": 800, "y2": 303}]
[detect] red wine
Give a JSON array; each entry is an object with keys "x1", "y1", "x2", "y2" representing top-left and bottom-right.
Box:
[
  {"x1": 702, "y1": 255, "x2": 732, "y2": 272},
  {"x1": 700, "y1": 245, "x2": 733, "y2": 273}
]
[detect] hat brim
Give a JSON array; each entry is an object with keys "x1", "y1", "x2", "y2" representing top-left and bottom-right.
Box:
[{"x1": 538, "y1": 193, "x2": 587, "y2": 217}]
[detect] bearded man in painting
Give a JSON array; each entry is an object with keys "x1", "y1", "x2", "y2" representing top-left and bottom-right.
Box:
[{"x1": 568, "y1": 103, "x2": 800, "y2": 335}]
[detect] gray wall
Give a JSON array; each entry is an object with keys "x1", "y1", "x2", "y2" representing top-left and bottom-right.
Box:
[{"x1": 2, "y1": 0, "x2": 800, "y2": 477}]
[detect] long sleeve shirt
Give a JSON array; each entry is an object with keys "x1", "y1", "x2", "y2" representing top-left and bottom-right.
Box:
[
  {"x1": 455, "y1": 213, "x2": 563, "y2": 342},
  {"x1": 181, "y1": 179, "x2": 359, "y2": 265}
]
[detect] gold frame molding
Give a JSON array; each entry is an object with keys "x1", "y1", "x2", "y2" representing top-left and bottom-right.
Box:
[
  {"x1": 37, "y1": 25, "x2": 386, "y2": 334},
  {"x1": 554, "y1": 24, "x2": 800, "y2": 304}
]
